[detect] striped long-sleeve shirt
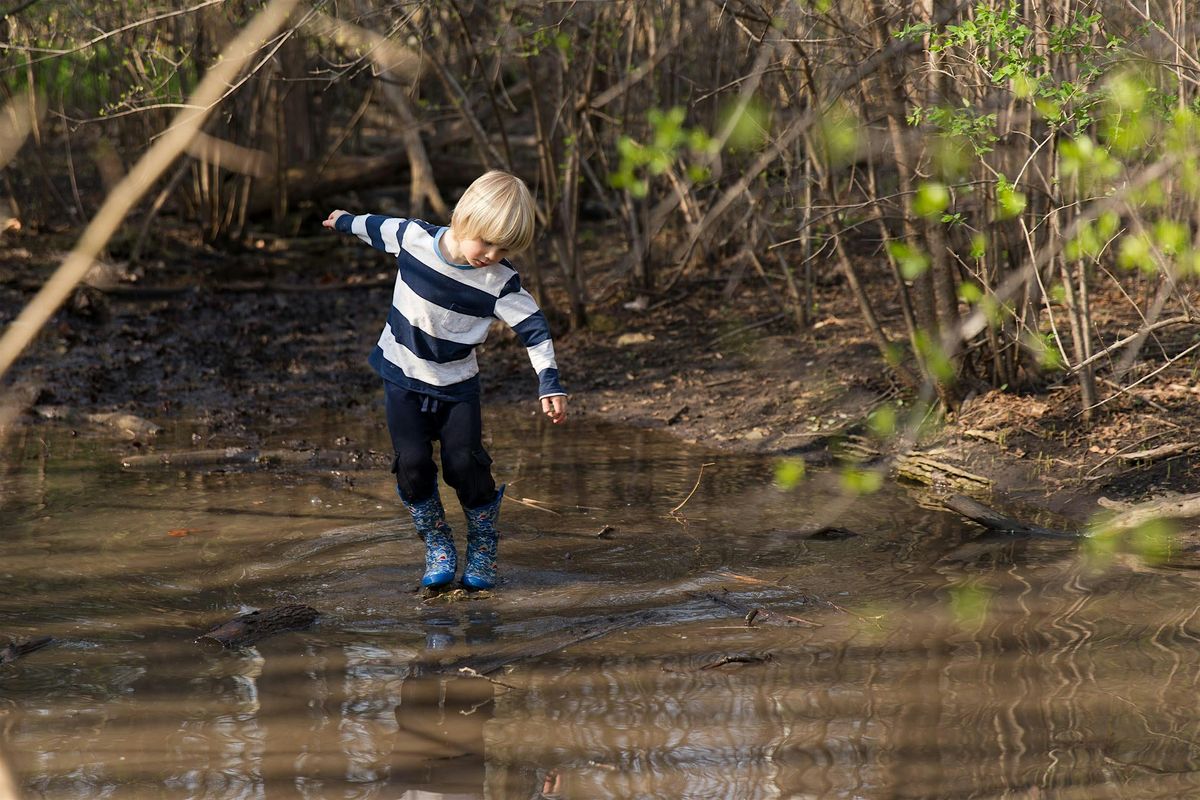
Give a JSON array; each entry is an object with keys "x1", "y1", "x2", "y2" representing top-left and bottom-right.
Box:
[{"x1": 335, "y1": 213, "x2": 566, "y2": 402}]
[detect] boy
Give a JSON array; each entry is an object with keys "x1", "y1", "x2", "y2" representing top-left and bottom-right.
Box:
[{"x1": 323, "y1": 170, "x2": 567, "y2": 590}]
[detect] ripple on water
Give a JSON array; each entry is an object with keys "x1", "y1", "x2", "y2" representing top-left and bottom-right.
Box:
[{"x1": 3, "y1": 414, "x2": 1200, "y2": 798}]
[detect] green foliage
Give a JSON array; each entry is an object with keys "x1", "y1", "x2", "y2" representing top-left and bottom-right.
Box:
[
  {"x1": 934, "y1": 2, "x2": 1032, "y2": 83},
  {"x1": 1058, "y1": 135, "x2": 1123, "y2": 190},
  {"x1": 910, "y1": 105, "x2": 998, "y2": 156},
  {"x1": 948, "y1": 581, "x2": 991, "y2": 628},
  {"x1": 1064, "y1": 211, "x2": 1120, "y2": 262},
  {"x1": 913, "y1": 330, "x2": 956, "y2": 385},
  {"x1": 774, "y1": 458, "x2": 807, "y2": 490},
  {"x1": 1116, "y1": 232, "x2": 1155, "y2": 273},
  {"x1": 609, "y1": 107, "x2": 713, "y2": 198},
  {"x1": 840, "y1": 466, "x2": 883, "y2": 496},
  {"x1": 719, "y1": 96, "x2": 772, "y2": 152},
  {"x1": 1023, "y1": 330, "x2": 1064, "y2": 371},
  {"x1": 994, "y1": 174, "x2": 1026, "y2": 220},
  {"x1": 913, "y1": 181, "x2": 950, "y2": 218},
  {"x1": 969, "y1": 233, "x2": 987, "y2": 260},
  {"x1": 957, "y1": 281, "x2": 983, "y2": 304},
  {"x1": 867, "y1": 405, "x2": 897, "y2": 439},
  {"x1": 812, "y1": 102, "x2": 860, "y2": 167},
  {"x1": 1085, "y1": 518, "x2": 1177, "y2": 568},
  {"x1": 887, "y1": 241, "x2": 930, "y2": 280}
]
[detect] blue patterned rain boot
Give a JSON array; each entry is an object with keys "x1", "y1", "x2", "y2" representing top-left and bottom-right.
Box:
[
  {"x1": 461, "y1": 485, "x2": 505, "y2": 590},
  {"x1": 398, "y1": 487, "x2": 457, "y2": 588}
]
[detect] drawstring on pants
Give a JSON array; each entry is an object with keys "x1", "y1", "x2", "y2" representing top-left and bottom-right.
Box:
[{"x1": 419, "y1": 396, "x2": 441, "y2": 414}]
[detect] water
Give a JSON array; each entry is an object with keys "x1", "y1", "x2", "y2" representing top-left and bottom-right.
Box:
[{"x1": 3, "y1": 411, "x2": 1200, "y2": 798}]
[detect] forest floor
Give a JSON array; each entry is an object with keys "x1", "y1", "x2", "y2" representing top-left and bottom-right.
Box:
[{"x1": 2, "y1": 219, "x2": 1199, "y2": 530}]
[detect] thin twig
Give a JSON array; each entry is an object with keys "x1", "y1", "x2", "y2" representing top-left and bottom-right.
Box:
[
  {"x1": 507, "y1": 496, "x2": 562, "y2": 516},
  {"x1": 1080, "y1": 339, "x2": 1200, "y2": 416},
  {"x1": 456, "y1": 666, "x2": 519, "y2": 692},
  {"x1": 0, "y1": 0, "x2": 226, "y2": 70},
  {"x1": 671, "y1": 462, "x2": 716, "y2": 514}
]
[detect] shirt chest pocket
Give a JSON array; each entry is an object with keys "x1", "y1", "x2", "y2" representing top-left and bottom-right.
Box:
[{"x1": 438, "y1": 303, "x2": 483, "y2": 336}]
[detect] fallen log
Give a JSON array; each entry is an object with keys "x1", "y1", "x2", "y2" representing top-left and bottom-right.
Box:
[
  {"x1": 941, "y1": 494, "x2": 1081, "y2": 540},
  {"x1": 243, "y1": 151, "x2": 483, "y2": 217},
  {"x1": 198, "y1": 605, "x2": 319, "y2": 649},
  {"x1": 893, "y1": 454, "x2": 993, "y2": 492},
  {"x1": 0, "y1": 636, "x2": 52, "y2": 665},
  {"x1": 1096, "y1": 492, "x2": 1200, "y2": 532},
  {"x1": 838, "y1": 438, "x2": 993, "y2": 492}
]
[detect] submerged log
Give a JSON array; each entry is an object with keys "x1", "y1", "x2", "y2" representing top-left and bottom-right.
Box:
[
  {"x1": 122, "y1": 448, "x2": 374, "y2": 470},
  {"x1": 941, "y1": 494, "x2": 1080, "y2": 539},
  {"x1": 702, "y1": 590, "x2": 822, "y2": 628},
  {"x1": 1, "y1": 636, "x2": 52, "y2": 665},
  {"x1": 199, "y1": 605, "x2": 319, "y2": 649},
  {"x1": 432, "y1": 610, "x2": 664, "y2": 677}
]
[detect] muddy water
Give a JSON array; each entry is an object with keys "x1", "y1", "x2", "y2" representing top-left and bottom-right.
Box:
[{"x1": 3, "y1": 412, "x2": 1200, "y2": 799}]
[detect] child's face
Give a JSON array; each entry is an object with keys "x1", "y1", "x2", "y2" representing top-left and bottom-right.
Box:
[{"x1": 457, "y1": 236, "x2": 510, "y2": 268}]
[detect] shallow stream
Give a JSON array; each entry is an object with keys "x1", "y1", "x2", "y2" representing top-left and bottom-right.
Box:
[{"x1": 3, "y1": 411, "x2": 1200, "y2": 798}]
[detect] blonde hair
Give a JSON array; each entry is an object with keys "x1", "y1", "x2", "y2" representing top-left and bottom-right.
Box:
[{"x1": 450, "y1": 170, "x2": 536, "y2": 254}]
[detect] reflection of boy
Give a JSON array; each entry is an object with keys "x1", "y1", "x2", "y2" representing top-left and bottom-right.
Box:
[
  {"x1": 394, "y1": 676, "x2": 493, "y2": 799},
  {"x1": 323, "y1": 171, "x2": 567, "y2": 590}
]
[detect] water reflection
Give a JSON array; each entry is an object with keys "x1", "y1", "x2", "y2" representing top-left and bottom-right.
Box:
[{"x1": 3, "y1": 412, "x2": 1200, "y2": 798}]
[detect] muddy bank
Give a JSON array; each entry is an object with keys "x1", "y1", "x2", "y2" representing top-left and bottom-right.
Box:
[{"x1": 3, "y1": 228, "x2": 1200, "y2": 524}]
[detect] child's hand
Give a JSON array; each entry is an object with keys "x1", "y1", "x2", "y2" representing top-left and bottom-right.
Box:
[
  {"x1": 322, "y1": 210, "x2": 349, "y2": 229},
  {"x1": 541, "y1": 395, "x2": 567, "y2": 425}
]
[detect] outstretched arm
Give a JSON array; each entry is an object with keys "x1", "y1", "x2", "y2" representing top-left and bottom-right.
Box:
[
  {"x1": 321, "y1": 210, "x2": 407, "y2": 255},
  {"x1": 322, "y1": 209, "x2": 349, "y2": 229}
]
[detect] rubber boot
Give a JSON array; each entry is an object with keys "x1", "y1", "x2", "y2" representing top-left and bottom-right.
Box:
[
  {"x1": 398, "y1": 487, "x2": 457, "y2": 588},
  {"x1": 461, "y1": 485, "x2": 505, "y2": 590}
]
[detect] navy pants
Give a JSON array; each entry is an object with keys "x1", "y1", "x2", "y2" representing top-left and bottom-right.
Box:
[{"x1": 384, "y1": 381, "x2": 496, "y2": 510}]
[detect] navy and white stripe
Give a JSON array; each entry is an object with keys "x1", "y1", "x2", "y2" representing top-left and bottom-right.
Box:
[{"x1": 336, "y1": 213, "x2": 566, "y2": 402}]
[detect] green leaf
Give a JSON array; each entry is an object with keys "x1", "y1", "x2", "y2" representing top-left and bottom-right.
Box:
[
  {"x1": 957, "y1": 282, "x2": 983, "y2": 304},
  {"x1": 868, "y1": 406, "x2": 897, "y2": 438},
  {"x1": 995, "y1": 176, "x2": 1027, "y2": 219},
  {"x1": 840, "y1": 466, "x2": 883, "y2": 496},
  {"x1": 887, "y1": 241, "x2": 930, "y2": 279},
  {"x1": 1154, "y1": 219, "x2": 1188, "y2": 255},
  {"x1": 1117, "y1": 233, "x2": 1155, "y2": 273},
  {"x1": 774, "y1": 458, "x2": 808, "y2": 489},
  {"x1": 970, "y1": 233, "x2": 987, "y2": 260},
  {"x1": 719, "y1": 96, "x2": 771, "y2": 152},
  {"x1": 949, "y1": 582, "x2": 991, "y2": 628},
  {"x1": 1130, "y1": 518, "x2": 1175, "y2": 565},
  {"x1": 814, "y1": 103, "x2": 860, "y2": 166},
  {"x1": 913, "y1": 181, "x2": 950, "y2": 218},
  {"x1": 1096, "y1": 211, "x2": 1120, "y2": 239},
  {"x1": 913, "y1": 330, "x2": 955, "y2": 385},
  {"x1": 1106, "y1": 70, "x2": 1149, "y2": 113}
]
